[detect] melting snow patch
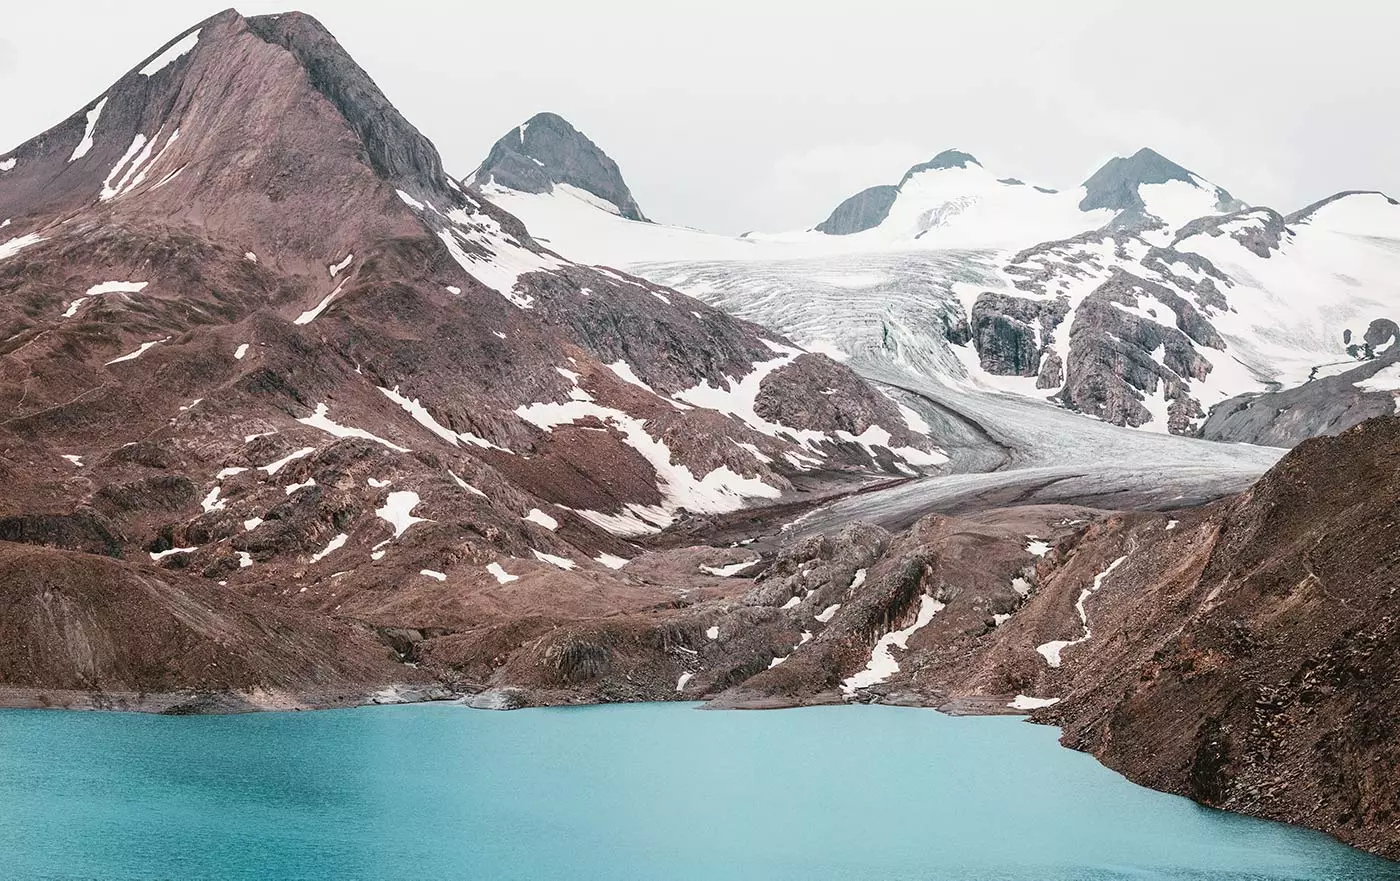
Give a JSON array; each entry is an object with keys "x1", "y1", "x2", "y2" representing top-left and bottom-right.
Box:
[
  {"x1": 139, "y1": 29, "x2": 200, "y2": 76},
  {"x1": 445, "y1": 285, "x2": 461, "y2": 295},
  {"x1": 675, "y1": 672, "x2": 693, "y2": 692},
  {"x1": 378, "y1": 386, "x2": 510, "y2": 451},
  {"x1": 377, "y1": 491, "x2": 426, "y2": 539},
  {"x1": 780, "y1": 595, "x2": 802, "y2": 610},
  {"x1": 515, "y1": 397, "x2": 779, "y2": 528},
  {"x1": 310, "y1": 533, "x2": 348, "y2": 564},
  {"x1": 150, "y1": 546, "x2": 197, "y2": 561},
  {"x1": 814, "y1": 603, "x2": 841, "y2": 623},
  {"x1": 298, "y1": 403, "x2": 410, "y2": 452},
  {"x1": 532, "y1": 549, "x2": 576, "y2": 570},
  {"x1": 595, "y1": 553, "x2": 629, "y2": 570},
  {"x1": 523, "y1": 508, "x2": 559, "y2": 530},
  {"x1": 69, "y1": 97, "x2": 108, "y2": 162},
  {"x1": 0, "y1": 233, "x2": 44, "y2": 263},
  {"x1": 244, "y1": 252, "x2": 257, "y2": 263},
  {"x1": 1165, "y1": 519, "x2": 1180, "y2": 531},
  {"x1": 706, "y1": 625, "x2": 720, "y2": 640},
  {"x1": 284, "y1": 479, "x2": 316, "y2": 495},
  {"x1": 1009, "y1": 695, "x2": 1060, "y2": 710},
  {"x1": 367, "y1": 477, "x2": 391, "y2": 488},
  {"x1": 448, "y1": 470, "x2": 487, "y2": 497},
  {"x1": 328, "y1": 253, "x2": 354, "y2": 278},
  {"x1": 1025, "y1": 538, "x2": 1051, "y2": 557},
  {"x1": 700, "y1": 559, "x2": 758, "y2": 577},
  {"x1": 237, "y1": 551, "x2": 253, "y2": 568},
  {"x1": 1036, "y1": 555, "x2": 1128, "y2": 668},
  {"x1": 841, "y1": 594, "x2": 945, "y2": 694},
  {"x1": 61, "y1": 455, "x2": 83, "y2": 467},
  {"x1": 420, "y1": 569, "x2": 447, "y2": 581},
  {"x1": 106, "y1": 337, "x2": 168, "y2": 365},
  {"x1": 243, "y1": 517, "x2": 263, "y2": 532},
  {"x1": 200, "y1": 487, "x2": 225, "y2": 513},
  {"x1": 260, "y1": 447, "x2": 315, "y2": 475},
  {"x1": 993, "y1": 613, "x2": 1013, "y2": 626},
  {"x1": 65, "y1": 281, "x2": 148, "y2": 318},
  {"x1": 234, "y1": 343, "x2": 249, "y2": 360},
  {"x1": 848, "y1": 568, "x2": 868, "y2": 593},
  {"x1": 294, "y1": 282, "x2": 344, "y2": 325},
  {"x1": 487, "y1": 562, "x2": 519, "y2": 584},
  {"x1": 0, "y1": 158, "x2": 14, "y2": 172}
]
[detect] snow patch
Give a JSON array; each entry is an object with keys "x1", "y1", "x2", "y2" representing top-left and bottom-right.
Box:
[
  {"x1": 1036, "y1": 555, "x2": 1128, "y2": 668},
  {"x1": 310, "y1": 533, "x2": 348, "y2": 564},
  {"x1": 1009, "y1": 695, "x2": 1061, "y2": 710},
  {"x1": 234, "y1": 343, "x2": 249, "y2": 360},
  {"x1": 260, "y1": 447, "x2": 314, "y2": 475},
  {"x1": 377, "y1": 491, "x2": 427, "y2": 539},
  {"x1": 105, "y1": 337, "x2": 168, "y2": 365},
  {"x1": 69, "y1": 97, "x2": 108, "y2": 162},
  {"x1": 531, "y1": 549, "x2": 576, "y2": 570},
  {"x1": 487, "y1": 562, "x2": 519, "y2": 584},
  {"x1": 298, "y1": 403, "x2": 410, "y2": 452},
  {"x1": 420, "y1": 569, "x2": 447, "y2": 581},
  {"x1": 841, "y1": 594, "x2": 944, "y2": 693},
  {"x1": 523, "y1": 508, "x2": 559, "y2": 530},
  {"x1": 595, "y1": 553, "x2": 629, "y2": 570}
]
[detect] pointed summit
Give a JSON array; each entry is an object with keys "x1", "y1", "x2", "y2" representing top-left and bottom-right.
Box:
[
  {"x1": 470, "y1": 112, "x2": 647, "y2": 222},
  {"x1": 1080, "y1": 147, "x2": 1243, "y2": 229}
]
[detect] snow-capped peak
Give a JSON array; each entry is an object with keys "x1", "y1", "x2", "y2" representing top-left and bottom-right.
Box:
[
  {"x1": 469, "y1": 112, "x2": 648, "y2": 222},
  {"x1": 1080, "y1": 147, "x2": 1244, "y2": 233}
]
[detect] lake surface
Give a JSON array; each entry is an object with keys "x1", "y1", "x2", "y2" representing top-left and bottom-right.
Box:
[{"x1": 0, "y1": 702, "x2": 1395, "y2": 880}]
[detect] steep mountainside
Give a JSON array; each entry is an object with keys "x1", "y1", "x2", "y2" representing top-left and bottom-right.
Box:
[{"x1": 0, "y1": 10, "x2": 945, "y2": 707}]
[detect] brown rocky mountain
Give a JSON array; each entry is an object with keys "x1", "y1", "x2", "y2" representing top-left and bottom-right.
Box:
[{"x1": 0, "y1": 10, "x2": 943, "y2": 708}]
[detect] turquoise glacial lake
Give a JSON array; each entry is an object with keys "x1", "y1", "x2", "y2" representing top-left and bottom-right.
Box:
[{"x1": 0, "y1": 702, "x2": 1395, "y2": 880}]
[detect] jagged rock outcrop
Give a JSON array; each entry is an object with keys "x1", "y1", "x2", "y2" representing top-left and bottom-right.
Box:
[
  {"x1": 968, "y1": 292, "x2": 1068, "y2": 377},
  {"x1": 470, "y1": 111, "x2": 648, "y2": 221}
]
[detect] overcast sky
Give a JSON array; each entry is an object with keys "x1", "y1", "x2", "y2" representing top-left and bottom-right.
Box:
[{"x1": 2, "y1": 1, "x2": 1397, "y2": 233}]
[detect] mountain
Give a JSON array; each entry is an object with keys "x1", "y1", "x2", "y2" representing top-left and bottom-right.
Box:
[
  {"x1": 1079, "y1": 147, "x2": 1245, "y2": 232},
  {"x1": 0, "y1": 10, "x2": 946, "y2": 707},
  {"x1": 469, "y1": 111, "x2": 648, "y2": 222}
]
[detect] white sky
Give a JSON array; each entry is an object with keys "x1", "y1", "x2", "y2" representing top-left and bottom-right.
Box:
[{"x1": 1, "y1": 1, "x2": 1397, "y2": 233}]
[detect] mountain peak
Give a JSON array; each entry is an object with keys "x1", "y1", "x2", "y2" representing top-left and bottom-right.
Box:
[
  {"x1": 899, "y1": 149, "x2": 981, "y2": 186},
  {"x1": 1080, "y1": 147, "x2": 1243, "y2": 227},
  {"x1": 470, "y1": 112, "x2": 648, "y2": 222}
]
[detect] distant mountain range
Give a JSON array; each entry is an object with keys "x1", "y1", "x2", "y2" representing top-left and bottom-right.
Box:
[{"x1": 475, "y1": 114, "x2": 1400, "y2": 442}]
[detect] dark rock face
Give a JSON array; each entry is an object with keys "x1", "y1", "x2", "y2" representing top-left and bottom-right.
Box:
[
  {"x1": 969, "y1": 292, "x2": 1068, "y2": 376},
  {"x1": 1173, "y1": 208, "x2": 1289, "y2": 258},
  {"x1": 471, "y1": 112, "x2": 648, "y2": 221},
  {"x1": 899, "y1": 149, "x2": 981, "y2": 184},
  {"x1": 814, "y1": 185, "x2": 898, "y2": 235},
  {"x1": 1079, "y1": 147, "x2": 1243, "y2": 228},
  {"x1": 1200, "y1": 352, "x2": 1399, "y2": 446}
]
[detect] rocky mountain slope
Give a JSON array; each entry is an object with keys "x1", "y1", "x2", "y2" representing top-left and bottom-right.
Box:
[
  {"x1": 0, "y1": 10, "x2": 946, "y2": 708},
  {"x1": 469, "y1": 112, "x2": 648, "y2": 222}
]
